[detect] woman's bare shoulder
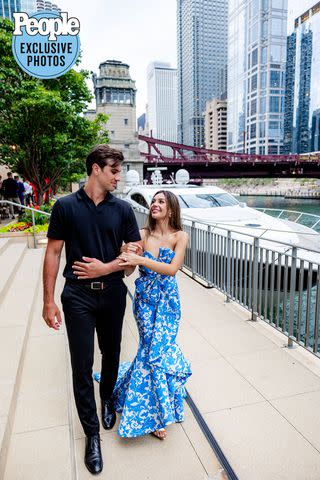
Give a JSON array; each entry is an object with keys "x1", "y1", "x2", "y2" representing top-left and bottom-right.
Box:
[
  {"x1": 176, "y1": 230, "x2": 189, "y2": 241},
  {"x1": 173, "y1": 230, "x2": 189, "y2": 247}
]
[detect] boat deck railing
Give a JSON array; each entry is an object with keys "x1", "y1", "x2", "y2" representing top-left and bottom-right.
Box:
[
  {"x1": 256, "y1": 207, "x2": 320, "y2": 232},
  {"x1": 134, "y1": 207, "x2": 320, "y2": 358}
]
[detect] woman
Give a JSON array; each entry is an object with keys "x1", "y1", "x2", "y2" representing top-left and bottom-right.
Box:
[{"x1": 96, "y1": 190, "x2": 191, "y2": 439}]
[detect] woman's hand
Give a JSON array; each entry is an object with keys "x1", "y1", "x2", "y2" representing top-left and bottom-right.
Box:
[
  {"x1": 120, "y1": 242, "x2": 143, "y2": 255},
  {"x1": 118, "y1": 252, "x2": 144, "y2": 267}
]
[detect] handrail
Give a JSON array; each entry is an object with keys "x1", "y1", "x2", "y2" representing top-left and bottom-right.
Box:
[{"x1": 0, "y1": 200, "x2": 51, "y2": 248}]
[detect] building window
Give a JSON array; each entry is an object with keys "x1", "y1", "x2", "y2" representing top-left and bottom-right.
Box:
[
  {"x1": 270, "y1": 70, "x2": 281, "y2": 87},
  {"x1": 269, "y1": 96, "x2": 280, "y2": 113},
  {"x1": 124, "y1": 118, "x2": 128, "y2": 125},
  {"x1": 252, "y1": 48, "x2": 258, "y2": 67},
  {"x1": 251, "y1": 99, "x2": 257, "y2": 115},
  {"x1": 251, "y1": 74, "x2": 258, "y2": 91}
]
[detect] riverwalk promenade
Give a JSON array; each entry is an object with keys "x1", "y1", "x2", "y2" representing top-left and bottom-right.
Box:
[{"x1": 1, "y1": 240, "x2": 320, "y2": 479}]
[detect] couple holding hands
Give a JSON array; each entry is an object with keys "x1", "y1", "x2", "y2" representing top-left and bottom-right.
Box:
[{"x1": 42, "y1": 144, "x2": 191, "y2": 475}]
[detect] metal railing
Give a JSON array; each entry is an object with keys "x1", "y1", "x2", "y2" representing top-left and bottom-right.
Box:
[
  {"x1": 0, "y1": 200, "x2": 50, "y2": 248},
  {"x1": 134, "y1": 207, "x2": 320, "y2": 357},
  {"x1": 256, "y1": 208, "x2": 320, "y2": 232}
]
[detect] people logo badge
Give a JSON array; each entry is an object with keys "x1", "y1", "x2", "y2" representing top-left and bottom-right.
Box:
[{"x1": 12, "y1": 11, "x2": 80, "y2": 79}]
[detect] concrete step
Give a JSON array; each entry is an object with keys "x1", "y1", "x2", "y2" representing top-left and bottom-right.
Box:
[
  {"x1": 0, "y1": 238, "x2": 10, "y2": 255},
  {"x1": 0, "y1": 242, "x2": 27, "y2": 303},
  {"x1": 0, "y1": 248, "x2": 44, "y2": 478},
  {"x1": 2, "y1": 263, "x2": 74, "y2": 480}
]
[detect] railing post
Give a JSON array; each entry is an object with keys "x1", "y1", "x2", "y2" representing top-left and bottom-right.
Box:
[
  {"x1": 251, "y1": 237, "x2": 259, "y2": 321},
  {"x1": 226, "y1": 231, "x2": 231, "y2": 303},
  {"x1": 191, "y1": 221, "x2": 196, "y2": 279},
  {"x1": 206, "y1": 225, "x2": 213, "y2": 287},
  {"x1": 31, "y1": 209, "x2": 37, "y2": 249},
  {"x1": 288, "y1": 246, "x2": 297, "y2": 348}
]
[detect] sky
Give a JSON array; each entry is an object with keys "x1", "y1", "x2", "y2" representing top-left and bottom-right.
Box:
[
  {"x1": 56, "y1": 0, "x2": 315, "y2": 117},
  {"x1": 57, "y1": 0, "x2": 177, "y2": 117}
]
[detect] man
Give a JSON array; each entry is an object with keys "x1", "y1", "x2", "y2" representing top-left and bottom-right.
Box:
[
  {"x1": 14, "y1": 175, "x2": 25, "y2": 206},
  {"x1": 23, "y1": 178, "x2": 33, "y2": 206},
  {"x1": 2, "y1": 172, "x2": 19, "y2": 218},
  {"x1": 42, "y1": 145, "x2": 141, "y2": 475}
]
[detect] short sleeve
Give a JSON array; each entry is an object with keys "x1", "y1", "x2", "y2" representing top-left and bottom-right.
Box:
[
  {"x1": 123, "y1": 205, "x2": 141, "y2": 243},
  {"x1": 47, "y1": 200, "x2": 66, "y2": 240}
]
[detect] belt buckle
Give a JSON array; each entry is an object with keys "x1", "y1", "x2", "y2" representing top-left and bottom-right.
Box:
[{"x1": 91, "y1": 281, "x2": 103, "y2": 290}]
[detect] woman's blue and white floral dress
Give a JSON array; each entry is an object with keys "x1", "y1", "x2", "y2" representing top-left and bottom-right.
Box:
[{"x1": 112, "y1": 247, "x2": 191, "y2": 437}]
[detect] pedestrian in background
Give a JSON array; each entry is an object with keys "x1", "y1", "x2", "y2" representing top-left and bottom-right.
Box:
[
  {"x1": 2, "y1": 172, "x2": 19, "y2": 219},
  {"x1": 14, "y1": 175, "x2": 25, "y2": 207}
]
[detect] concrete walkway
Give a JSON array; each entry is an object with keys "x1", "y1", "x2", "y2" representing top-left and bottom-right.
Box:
[
  {"x1": 2, "y1": 239, "x2": 320, "y2": 479},
  {"x1": 177, "y1": 270, "x2": 320, "y2": 480}
]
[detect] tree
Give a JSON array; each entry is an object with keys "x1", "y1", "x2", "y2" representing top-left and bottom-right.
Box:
[{"x1": 0, "y1": 18, "x2": 109, "y2": 204}]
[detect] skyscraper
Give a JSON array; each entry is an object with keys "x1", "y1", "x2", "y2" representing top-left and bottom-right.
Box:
[
  {"x1": 1, "y1": 0, "x2": 60, "y2": 18},
  {"x1": 227, "y1": 0, "x2": 288, "y2": 154},
  {"x1": 204, "y1": 98, "x2": 227, "y2": 150},
  {"x1": 1, "y1": 1, "x2": 21, "y2": 20},
  {"x1": 177, "y1": 0, "x2": 228, "y2": 147},
  {"x1": 284, "y1": 2, "x2": 320, "y2": 154},
  {"x1": 147, "y1": 62, "x2": 177, "y2": 144}
]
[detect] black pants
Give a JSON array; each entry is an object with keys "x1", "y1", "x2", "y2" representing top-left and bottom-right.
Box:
[{"x1": 61, "y1": 280, "x2": 127, "y2": 436}]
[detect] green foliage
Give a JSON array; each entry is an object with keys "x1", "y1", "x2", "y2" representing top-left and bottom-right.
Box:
[
  {"x1": 0, "y1": 18, "x2": 109, "y2": 203},
  {"x1": 19, "y1": 204, "x2": 52, "y2": 225}
]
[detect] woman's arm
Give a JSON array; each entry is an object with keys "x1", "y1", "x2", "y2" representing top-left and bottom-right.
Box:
[{"x1": 118, "y1": 231, "x2": 189, "y2": 276}]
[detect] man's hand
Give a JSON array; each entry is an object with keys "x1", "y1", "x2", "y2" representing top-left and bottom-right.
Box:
[
  {"x1": 42, "y1": 302, "x2": 62, "y2": 330},
  {"x1": 120, "y1": 242, "x2": 143, "y2": 255},
  {"x1": 72, "y1": 257, "x2": 107, "y2": 279}
]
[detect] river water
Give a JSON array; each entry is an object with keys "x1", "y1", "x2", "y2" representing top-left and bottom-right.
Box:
[{"x1": 239, "y1": 195, "x2": 320, "y2": 216}]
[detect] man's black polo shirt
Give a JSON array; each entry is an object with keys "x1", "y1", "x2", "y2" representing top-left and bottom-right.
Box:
[{"x1": 47, "y1": 187, "x2": 141, "y2": 282}]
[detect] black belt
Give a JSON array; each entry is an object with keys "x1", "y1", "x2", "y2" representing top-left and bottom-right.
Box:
[{"x1": 66, "y1": 280, "x2": 109, "y2": 290}]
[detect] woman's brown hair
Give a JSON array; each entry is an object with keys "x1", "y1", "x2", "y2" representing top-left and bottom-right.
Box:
[{"x1": 144, "y1": 190, "x2": 183, "y2": 234}]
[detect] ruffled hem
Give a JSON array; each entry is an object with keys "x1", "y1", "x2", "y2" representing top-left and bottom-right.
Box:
[{"x1": 112, "y1": 346, "x2": 191, "y2": 437}]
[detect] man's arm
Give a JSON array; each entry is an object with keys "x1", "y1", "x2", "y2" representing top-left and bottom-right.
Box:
[{"x1": 42, "y1": 238, "x2": 64, "y2": 330}]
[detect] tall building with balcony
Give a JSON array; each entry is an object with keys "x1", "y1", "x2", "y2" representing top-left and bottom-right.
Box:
[
  {"x1": 92, "y1": 59, "x2": 143, "y2": 183},
  {"x1": 227, "y1": 0, "x2": 288, "y2": 154},
  {"x1": 204, "y1": 98, "x2": 227, "y2": 150},
  {"x1": 35, "y1": 0, "x2": 60, "y2": 13},
  {"x1": 177, "y1": 0, "x2": 228, "y2": 147},
  {"x1": 147, "y1": 62, "x2": 177, "y2": 144},
  {"x1": 284, "y1": 2, "x2": 320, "y2": 154}
]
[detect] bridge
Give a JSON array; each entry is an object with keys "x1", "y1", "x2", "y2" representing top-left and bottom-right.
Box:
[{"x1": 139, "y1": 135, "x2": 320, "y2": 180}]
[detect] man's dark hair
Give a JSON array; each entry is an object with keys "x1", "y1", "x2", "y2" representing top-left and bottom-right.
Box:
[
  {"x1": 7, "y1": 172, "x2": 12, "y2": 177},
  {"x1": 86, "y1": 144, "x2": 124, "y2": 176},
  {"x1": 14, "y1": 175, "x2": 19, "y2": 180}
]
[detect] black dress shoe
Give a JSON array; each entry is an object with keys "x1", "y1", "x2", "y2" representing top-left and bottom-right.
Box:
[
  {"x1": 84, "y1": 434, "x2": 103, "y2": 475},
  {"x1": 101, "y1": 399, "x2": 116, "y2": 430}
]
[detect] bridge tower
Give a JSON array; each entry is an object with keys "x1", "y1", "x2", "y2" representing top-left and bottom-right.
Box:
[{"x1": 92, "y1": 60, "x2": 144, "y2": 189}]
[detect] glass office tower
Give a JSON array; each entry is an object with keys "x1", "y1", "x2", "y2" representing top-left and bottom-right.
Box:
[
  {"x1": 1, "y1": 0, "x2": 21, "y2": 19},
  {"x1": 284, "y1": 2, "x2": 320, "y2": 154},
  {"x1": 147, "y1": 62, "x2": 178, "y2": 144},
  {"x1": 177, "y1": 0, "x2": 228, "y2": 147},
  {"x1": 227, "y1": 0, "x2": 287, "y2": 154}
]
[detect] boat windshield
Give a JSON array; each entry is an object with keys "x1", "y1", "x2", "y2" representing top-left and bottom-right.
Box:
[{"x1": 177, "y1": 193, "x2": 239, "y2": 208}]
